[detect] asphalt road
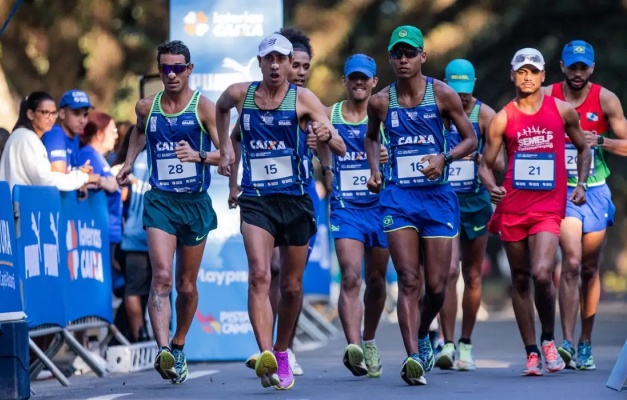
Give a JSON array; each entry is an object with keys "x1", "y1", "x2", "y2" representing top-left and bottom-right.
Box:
[{"x1": 31, "y1": 302, "x2": 627, "y2": 400}]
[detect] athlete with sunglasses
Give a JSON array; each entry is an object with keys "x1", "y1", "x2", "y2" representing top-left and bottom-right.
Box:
[
  {"x1": 479, "y1": 48, "x2": 590, "y2": 376},
  {"x1": 365, "y1": 25, "x2": 478, "y2": 386},
  {"x1": 540, "y1": 41, "x2": 627, "y2": 371},
  {"x1": 117, "y1": 40, "x2": 223, "y2": 384}
]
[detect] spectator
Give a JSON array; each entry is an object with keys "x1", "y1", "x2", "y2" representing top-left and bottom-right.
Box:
[
  {"x1": 78, "y1": 112, "x2": 123, "y2": 296},
  {"x1": 117, "y1": 127, "x2": 152, "y2": 342},
  {"x1": 42, "y1": 89, "x2": 92, "y2": 173},
  {"x1": 0, "y1": 91, "x2": 99, "y2": 191}
]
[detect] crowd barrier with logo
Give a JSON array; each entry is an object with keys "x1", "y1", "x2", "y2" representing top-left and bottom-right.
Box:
[{"x1": 4, "y1": 185, "x2": 129, "y2": 386}]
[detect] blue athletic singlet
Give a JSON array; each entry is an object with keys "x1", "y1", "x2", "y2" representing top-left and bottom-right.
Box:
[
  {"x1": 239, "y1": 82, "x2": 309, "y2": 197},
  {"x1": 447, "y1": 101, "x2": 485, "y2": 194},
  {"x1": 385, "y1": 78, "x2": 448, "y2": 187},
  {"x1": 145, "y1": 91, "x2": 211, "y2": 193},
  {"x1": 330, "y1": 101, "x2": 387, "y2": 208}
]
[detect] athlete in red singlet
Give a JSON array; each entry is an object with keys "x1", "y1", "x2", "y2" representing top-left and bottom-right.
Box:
[
  {"x1": 541, "y1": 40, "x2": 627, "y2": 370},
  {"x1": 479, "y1": 48, "x2": 591, "y2": 376}
]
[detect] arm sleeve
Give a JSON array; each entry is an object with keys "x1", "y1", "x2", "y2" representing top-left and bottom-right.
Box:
[
  {"x1": 21, "y1": 135, "x2": 89, "y2": 191},
  {"x1": 41, "y1": 128, "x2": 68, "y2": 163}
]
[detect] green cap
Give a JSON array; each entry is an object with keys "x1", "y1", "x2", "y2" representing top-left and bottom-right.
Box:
[{"x1": 388, "y1": 25, "x2": 424, "y2": 51}]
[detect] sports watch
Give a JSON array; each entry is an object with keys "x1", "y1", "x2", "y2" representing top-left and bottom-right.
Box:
[
  {"x1": 597, "y1": 135, "x2": 605, "y2": 146},
  {"x1": 321, "y1": 165, "x2": 333, "y2": 175},
  {"x1": 198, "y1": 150, "x2": 207, "y2": 164},
  {"x1": 443, "y1": 152, "x2": 453, "y2": 165},
  {"x1": 577, "y1": 182, "x2": 588, "y2": 191}
]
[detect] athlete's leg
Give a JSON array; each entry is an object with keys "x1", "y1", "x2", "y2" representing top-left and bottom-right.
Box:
[
  {"x1": 419, "y1": 238, "x2": 453, "y2": 339},
  {"x1": 275, "y1": 244, "x2": 309, "y2": 351},
  {"x1": 362, "y1": 246, "x2": 388, "y2": 341},
  {"x1": 558, "y1": 217, "x2": 583, "y2": 344},
  {"x1": 528, "y1": 232, "x2": 560, "y2": 338},
  {"x1": 387, "y1": 228, "x2": 422, "y2": 356},
  {"x1": 579, "y1": 230, "x2": 605, "y2": 343},
  {"x1": 459, "y1": 234, "x2": 488, "y2": 340},
  {"x1": 243, "y1": 222, "x2": 276, "y2": 352},
  {"x1": 146, "y1": 228, "x2": 177, "y2": 348},
  {"x1": 439, "y1": 235, "x2": 461, "y2": 343},
  {"x1": 171, "y1": 240, "x2": 208, "y2": 346},
  {"x1": 504, "y1": 239, "x2": 535, "y2": 347},
  {"x1": 337, "y1": 238, "x2": 366, "y2": 345},
  {"x1": 270, "y1": 247, "x2": 281, "y2": 325}
]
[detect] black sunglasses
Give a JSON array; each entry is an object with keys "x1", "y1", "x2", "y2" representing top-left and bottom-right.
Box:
[
  {"x1": 390, "y1": 49, "x2": 422, "y2": 60},
  {"x1": 158, "y1": 63, "x2": 190, "y2": 75}
]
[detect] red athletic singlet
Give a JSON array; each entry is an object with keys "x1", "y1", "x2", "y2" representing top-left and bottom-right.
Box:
[{"x1": 497, "y1": 95, "x2": 567, "y2": 216}]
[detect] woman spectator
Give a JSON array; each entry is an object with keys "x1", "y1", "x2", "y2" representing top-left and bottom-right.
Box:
[
  {"x1": 78, "y1": 112, "x2": 124, "y2": 297},
  {"x1": 0, "y1": 91, "x2": 99, "y2": 190}
]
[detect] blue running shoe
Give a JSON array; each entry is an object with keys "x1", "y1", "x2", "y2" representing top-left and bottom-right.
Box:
[
  {"x1": 170, "y1": 347, "x2": 188, "y2": 384},
  {"x1": 418, "y1": 335, "x2": 435, "y2": 372},
  {"x1": 400, "y1": 354, "x2": 426, "y2": 386},
  {"x1": 576, "y1": 341, "x2": 596, "y2": 370},
  {"x1": 557, "y1": 340, "x2": 576, "y2": 370}
]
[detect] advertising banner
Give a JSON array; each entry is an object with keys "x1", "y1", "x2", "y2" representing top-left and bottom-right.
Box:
[{"x1": 0, "y1": 181, "x2": 24, "y2": 321}]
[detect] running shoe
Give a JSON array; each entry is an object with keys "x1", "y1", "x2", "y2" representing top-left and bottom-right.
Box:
[
  {"x1": 154, "y1": 347, "x2": 177, "y2": 381},
  {"x1": 274, "y1": 350, "x2": 295, "y2": 390},
  {"x1": 245, "y1": 353, "x2": 259, "y2": 370},
  {"x1": 418, "y1": 335, "x2": 435, "y2": 372},
  {"x1": 343, "y1": 344, "x2": 368, "y2": 376},
  {"x1": 400, "y1": 354, "x2": 427, "y2": 385},
  {"x1": 170, "y1": 347, "x2": 188, "y2": 384},
  {"x1": 255, "y1": 350, "x2": 279, "y2": 388},
  {"x1": 363, "y1": 342, "x2": 382, "y2": 377},
  {"x1": 557, "y1": 340, "x2": 576, "y2": 370},
  {"x1": 576, "y1": 341, "x2": 596, "y2": 370},
  {"x1": 435, "y1": 342, "x2": 455, "y2": 370},
  {"x1": 521, "y1": 352, "x2": 543, "y2": 376},
  {"x1": 455, "y1": 342, "x2": 476, "y2": 371},
  {"x1": 542, "y1": 340, "x2": 565, "y2": 373},
  {"x1": 287, "y1": 348, "x2": 303, "y2": 376}
]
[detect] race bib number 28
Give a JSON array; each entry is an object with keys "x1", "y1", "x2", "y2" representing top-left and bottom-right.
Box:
[{"x1": 156, "y1": 158, "x2": 196, "y2": 181}]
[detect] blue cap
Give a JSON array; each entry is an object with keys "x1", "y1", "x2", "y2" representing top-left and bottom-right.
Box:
[
  {"x1": 59, "y1": 90, "x2": 93, "y2": 110},
  {"x1": 445, "y1": 59, "x2": 475, "y2": 94},
  {"x1": 344, "y1": 54, "x2": 377, "y2": 78},
  {"x1": 562, "y1": 40, "x2": 595, "y2": 67}
]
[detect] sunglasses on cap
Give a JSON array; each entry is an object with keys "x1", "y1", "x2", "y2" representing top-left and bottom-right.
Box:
[
  {"x1": 158, "y1": 63, "x2": 190, "y2": 75},
  {"x1": 512, "y1": 54, "x2": 543, "y2": 64},
  {"x1": 390, "y1": 48, "x2": 421, "y2": 60}
]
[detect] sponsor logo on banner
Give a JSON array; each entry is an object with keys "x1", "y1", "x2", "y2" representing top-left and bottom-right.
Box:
[
  {"x1": 183, "y1": 11, "x2": 264, "y2": 38},
  {"x1": 195, "y1": 310, "x2": 253, "y2": 334},
  {"x1": 0, "y1": 219, "x2": 15, "y2": 290},
  {"x1": 66, "y1": 219, "x2": 104, "y2": 282},
  {"x1": 24, "y1": 212, "x2": 59, "y2": 279},
  {"x1": 189, "y1": 57, "x2": 262, "y2": 93},
  {"x1": 198, "y1": 269, "x2": 248, "y2": 286}
]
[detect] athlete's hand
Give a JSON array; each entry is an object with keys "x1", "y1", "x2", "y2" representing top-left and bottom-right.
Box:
[
  {"x1": 306, "y1": 128, "x2": 317, "y2": 151},
  {"x1": 489, "y1": 186, "x2": 507, "y2": 204},
  {"x1": 116, "y1": 164, "x2": 132, "y2": 186},
  {"x1": 175, "y1": 140, "x2": 199, "y2": 163},
  {"x1": 420, "y1": 154, "x2": 445, "y2": 180},
  {"x1": 218, "y1": 147, "x2": 235, "y2": 177},
  {"x1": 367, "y1": 170, "x2": 382, "y2": 194},
  {"x1": 311, "y1": 122, "x2": 332, "y2": 144},
  {"x1": 228, "y1": 185, "x2": 241, "y2": 209},
  {"x1": 379, "y1": 146, "x2": 389, "y2": 164},
  {"x1": 79, "y1": 160, "x2": 93, "y2": 174},
  {"x1": 569, "y1": 186, "x2": 587, "y2": 206},
  {"x1": 583, "y1": 130, "x2": 599, "y2": 148}
]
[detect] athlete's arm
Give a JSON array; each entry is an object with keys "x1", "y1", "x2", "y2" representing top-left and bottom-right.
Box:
[
  {"x1": 479, "y1": 103, "x2": 505, "y2": 171},
  {"x1": 559, "y1": 101, "x2": 591, "y2": 184},
  {"x1": 198, "y1": 95, "x2": 220, "y2": 148},
  {"x1": 317, "y1": 106, "x2": 334, "y2": 193},
  {"x1": 479, "y1": 109, "x2": 507, "y2": 204},
  {"x1": 436, "y1": 81, "x2": 478, "y2": 160},
  {"x1": 216, "y1": 83, "x2": 247, "y2": 177},
  {"x1": 597, "y1": 88, "x2": 627, "y2": 156},
  {"x1": 365, "y1": 91, "x2": 387, "y2": 192},
  {"x1": 298, "y1": 89, "x2": 345, "y2": 157},
  {"x1": 228, "y1": 120, "x2": 242, "y2": 209},
  {"x1": 117, "y1": 98, "x2": 150, "y2": 186}
]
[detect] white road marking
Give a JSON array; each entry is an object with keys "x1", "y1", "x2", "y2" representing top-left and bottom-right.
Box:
[
  {"x1": 84, "y1": 394, "x2": 132, "y2": 400},
  {"x1": 187, "y1": 369, "x2": 220, "y2": 380}
]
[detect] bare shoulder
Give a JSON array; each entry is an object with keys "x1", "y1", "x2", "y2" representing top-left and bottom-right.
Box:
[
  {"x1": 136, "y1": 95, "x2": 155, "y2": 119},
  {"x1": 540, "y1": 85, "x2": 554, "y2": 96},
  {"x1": 552, "y1": 96, "x2": 575, "y2": 115},
  {"x1": 492, "y1": 108, "x2": 508, "y2": 127},
  {"x1": 198, "y1": 94, "x2": 217, "y2": 114},
  {"x1": 599, "y1": 86, "x2": 621, "y2": 108},
  {"x1": 479, "y1": 101, "x2": 497, "y2": 118},
  {"x1": 432, "y1": 78, "x2": 457, "y2": 99}
]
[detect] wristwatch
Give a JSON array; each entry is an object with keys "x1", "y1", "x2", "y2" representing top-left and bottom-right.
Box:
[
  {"x1": 443, "y1": 152, "x2": 453, "y2": 165},
  {"x1": 321, "y1": 165, "x2": 333, "y2": 175},
  {"x1": 597, "y1": 135, "x2": 605, "y2": 146},
  {"x1": 198, "y1": 150, "x2": 207, "y2": 164},
  {"x1": 323, "y1": 132, "x2": 333, "y2": 144},
  {"x1": 577, "y1": 182, "x2": 588, "y2": 191}
]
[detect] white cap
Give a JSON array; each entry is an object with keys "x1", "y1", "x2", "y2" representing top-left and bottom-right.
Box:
[
  {"x1": 258, "y1": 33, "x2": 293, "y2": 57},
  {"x1": 511, "y1": 48, "x2": 545, "y2": 71}
]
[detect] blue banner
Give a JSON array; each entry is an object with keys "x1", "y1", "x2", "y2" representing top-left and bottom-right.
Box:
[
  {"x1": 169, "y1": 0, "x2": 283, "y2": 361},
  {"x1": 13, "y1": 186, "x2": 66, "y2": 329},
  {"x1": 60, "y1": 191, "x2": 112, "y2": 324},
  {"x1": 0, "y1": 181, "x2": 23, "y2": 321},
  {"x1": 170, "y1": 0, "x2": 283, "y2": 102},
  {"x1": 303, "y1": 196, "x2": 332, "y2": 295}
]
